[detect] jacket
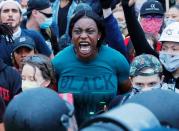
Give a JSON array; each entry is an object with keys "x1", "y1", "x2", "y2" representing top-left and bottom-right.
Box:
[
  {"x1": 51, "y1": 0, "x2": 77, "y2": 40},
  {"x1": 0, "y1": 59, "x2": 22, "y2": 105}
]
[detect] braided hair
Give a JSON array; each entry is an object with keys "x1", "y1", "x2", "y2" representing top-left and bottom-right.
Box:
[{"x1": 0, "y1": 23, "x2": 13, "y2": 43}]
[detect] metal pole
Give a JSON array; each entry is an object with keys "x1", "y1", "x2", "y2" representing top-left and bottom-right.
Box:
[{"x1": 165, "y1": 0, "x2": 170, "y2": 12}]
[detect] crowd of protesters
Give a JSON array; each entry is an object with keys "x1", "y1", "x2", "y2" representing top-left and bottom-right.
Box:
[{"x1": 0, "y1": 0, "x2": 178, "y2": 130}]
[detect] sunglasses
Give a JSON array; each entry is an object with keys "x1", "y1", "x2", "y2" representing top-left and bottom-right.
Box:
[{"x1": 39, "y1": 11, "x2": 53, "y2": 18}]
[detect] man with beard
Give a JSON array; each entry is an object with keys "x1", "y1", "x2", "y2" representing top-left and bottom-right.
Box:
[{"x1": 0, "y1": 0, "x2": 53, "y2": 65}]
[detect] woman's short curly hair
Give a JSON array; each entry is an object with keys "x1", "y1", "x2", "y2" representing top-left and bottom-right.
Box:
[{"x1": 68, "y1": 9, "x2": 106, "y2": 47}]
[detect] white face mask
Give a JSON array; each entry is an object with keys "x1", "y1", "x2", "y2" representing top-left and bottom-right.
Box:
[
  {"x1": 159, "y1": 52, "x2": 179, "y2": 72},
  {"x1": 22, "y1": 80, "x2": 40, "y2": 91},
  {"x1": 164, "y1": 18, "x2": 176, "y2": 27}
]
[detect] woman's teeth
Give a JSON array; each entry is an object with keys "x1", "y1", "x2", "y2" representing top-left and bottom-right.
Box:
[{"x1": 79, "y1": 43, "x2": 91, "y2": 54}]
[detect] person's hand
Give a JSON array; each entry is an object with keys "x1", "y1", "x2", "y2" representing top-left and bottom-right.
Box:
[
  {"x1": 128, "y1": 0, "x2": 135, "y2": 6},
  {"x1": 99, "y1": 0, "x2": 111, "y2": 9}
]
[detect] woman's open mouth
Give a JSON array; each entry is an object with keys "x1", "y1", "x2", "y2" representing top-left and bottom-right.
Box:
[{"x1": 79, "y1": 42, "x2": 91, "y2": 55}]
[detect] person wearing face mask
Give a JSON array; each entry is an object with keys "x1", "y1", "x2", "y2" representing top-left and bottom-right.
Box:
[
  {"x1": 158, "y1": 22, "x2": 179, "y2": 90},
  {"x1": 21, "y1": 54, "x2": 56, "y2": 91},
  {"x1": 21, "y1": 54, "x2": 74, "y2": 104},
  {"x1": 119, "y1": 0, "x2": 165, "y2": 63},
  {"x1": 121, "y1": 0, "x2": 178, "y2": 89},
  {"x1": 129, "y1": 54, "x2": 164, "y2": 93},
  {"x1": 22, "y1": 0, "x2": 60, "y2": 55},
  {"x1": 165, "y1": 3, "x2": 179, "y2": 27},
  {"x1": 112, "y1": 3, "x2": 135, "y2": 62},
  {"x1": 121, "y1": 0, "x2": 164, "y2": 56},
  {"x1": 139, "y1": 0, "x2": 164, "y2": 38},
  {"x1": 108, "y1": 54, "x2": 165, "y2": 108},
  {"x1": 112, "y1": 3, "x2": 128, "y2": 38},
  {"x1": 0, "y1": 0, "x2": 53, "y2": 66}
]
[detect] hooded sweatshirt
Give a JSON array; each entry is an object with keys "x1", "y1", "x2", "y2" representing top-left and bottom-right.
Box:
[{"x1": 0, "y1": 59, "x2": 22, "y2": 105}]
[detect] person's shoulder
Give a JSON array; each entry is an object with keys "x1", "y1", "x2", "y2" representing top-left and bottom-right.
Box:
[
  {"x1": 5, "y1": 65, "x2": 20, "y2": 76},
  {"x1": 100, "y1": 45, "x2": 129, "y2": 67},
  {"x1": 21, "y1": 29, "x2": 45, "y2": 42},
  {"x1": 21, "y1": 29, "x2": 42, "y2": 37},
  {"x1": 52, "y1": 45, "x2": 74, "y2": 66},
  {"x1": 0, "y1": 63, "x2": 20, "y2": 81},
  {"x1": 53, "y1": 45, "x2": 74, "y2": 59},
  {"x1": 58, "y1": 45, "x2": 73, "y2": 54}
]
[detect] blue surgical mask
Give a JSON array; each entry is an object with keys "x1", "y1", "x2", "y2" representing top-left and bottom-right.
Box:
[
  {"x1": 40, "y1": 17, "x2": 52, "y2": 29},
  {"x1": 117, "y1": 21, "x2": 127, "y2": 31},
  {"x1": 159, "y1": 52, "x2": 179, "y2": 72},
  {"x1": 164, "y1": 18, "x2": 176, "y2": 27}
]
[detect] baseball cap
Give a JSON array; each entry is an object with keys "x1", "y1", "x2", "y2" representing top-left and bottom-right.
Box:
[
  {"x1": 130, "y1": 54, "x2": 163, "y2": 77},
  {"x1": 125, "y1": 89, "x2": 179, "y2": 128},
  {"x1": 4, "y1": 88, "x2": 74, "y2": 131},
  {"x1": 13, "y1": 36, "x2": 36, "y2": 52},
  {"x1": 24, "y1": 0, "x2": 51, "y2": 16},
  {"x1": 140, "y1": 0, "x2": 164, "y2": 16}
]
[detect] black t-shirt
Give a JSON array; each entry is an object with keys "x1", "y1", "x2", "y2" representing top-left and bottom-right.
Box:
[{"x1": 58, "y1": 2, "x2": 71, "y2": 37}]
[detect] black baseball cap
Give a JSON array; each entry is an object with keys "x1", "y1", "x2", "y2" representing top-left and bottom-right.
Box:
[
  {"x1": 24, "y1": 0, "x2": 51, "y2": 16},
  {"x1": 140, "y1": 0, "x2": 164, "y2": 16},
  {"x1": 13, "y1": 36, "x2": 36, "y2": 52}
]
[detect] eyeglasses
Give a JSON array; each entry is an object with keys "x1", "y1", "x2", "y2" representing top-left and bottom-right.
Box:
[{"x1": 39, "y1": 11, "x2": 53, "y2": 18}]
